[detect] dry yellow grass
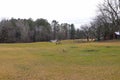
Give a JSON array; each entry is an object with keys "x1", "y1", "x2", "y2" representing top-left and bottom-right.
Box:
[{"x1": 0, "y1": 41, "x2": 119, "y2": 80}]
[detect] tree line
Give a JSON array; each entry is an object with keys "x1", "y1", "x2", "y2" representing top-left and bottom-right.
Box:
[
  {"x1": 1, "y1": 0, "x2": 119, "y2": 43},
  {"x1": 80, "y1": 0, "x2": 120, "y2": 41},
  {"x1": 0, "y1": 18, "x2": 79, "y2": 43}
]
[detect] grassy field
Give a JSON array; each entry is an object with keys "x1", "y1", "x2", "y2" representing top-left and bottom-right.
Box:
[{"x1": 0, "y1": 40, "x2": 120, "y2": 80}]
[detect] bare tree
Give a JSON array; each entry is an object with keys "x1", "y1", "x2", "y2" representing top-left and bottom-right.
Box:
[
  {"x1": 81, "y1": 25, "x2": 91, "y2": 41},
  {"x1": 98, "y1": 0, "x2": 120, "y2": 34}
]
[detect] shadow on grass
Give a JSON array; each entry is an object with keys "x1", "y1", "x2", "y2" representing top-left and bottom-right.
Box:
[{"x1": 83, "y1": 49, "x2": 99, "y2": 52}]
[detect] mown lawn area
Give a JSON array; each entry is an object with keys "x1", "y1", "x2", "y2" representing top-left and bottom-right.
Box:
[{"x1": 0, "y1": 40, "x2": 120, "y2": 80}]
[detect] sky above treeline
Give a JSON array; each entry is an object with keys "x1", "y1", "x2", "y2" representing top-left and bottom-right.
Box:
[{"x1": 0, "y1": 0, "x2": 103, "y2": 28}]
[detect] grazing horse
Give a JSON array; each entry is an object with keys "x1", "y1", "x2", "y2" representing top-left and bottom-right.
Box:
[
  {"x1": 50, "y1": 40, "x2": 61, "y2": 45},
  {"x1": 56, "y1": 40, "x2": 61, "y2": 45}
]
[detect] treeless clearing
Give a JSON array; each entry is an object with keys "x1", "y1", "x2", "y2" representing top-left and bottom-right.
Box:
[{"x1": 0, "y1": 40, "x2": 120, "y2": 80}]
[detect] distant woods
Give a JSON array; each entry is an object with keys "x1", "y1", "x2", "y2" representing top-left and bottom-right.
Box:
[
  {"x1": 0, "y1": 18, "x2": 78, "y2": 43},
  {"x1": 0, "y1": 0, "x2": 120, "y2": 43}
]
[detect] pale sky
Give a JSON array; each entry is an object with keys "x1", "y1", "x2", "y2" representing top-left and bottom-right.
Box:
[{"x1": 0, "y1": 0, "x2": 102, "y2": 28}]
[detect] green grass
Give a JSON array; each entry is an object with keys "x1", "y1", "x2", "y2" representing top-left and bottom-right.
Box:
[{"x1": 0, "y1": 41, "x2": 120, "y2": 80}]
